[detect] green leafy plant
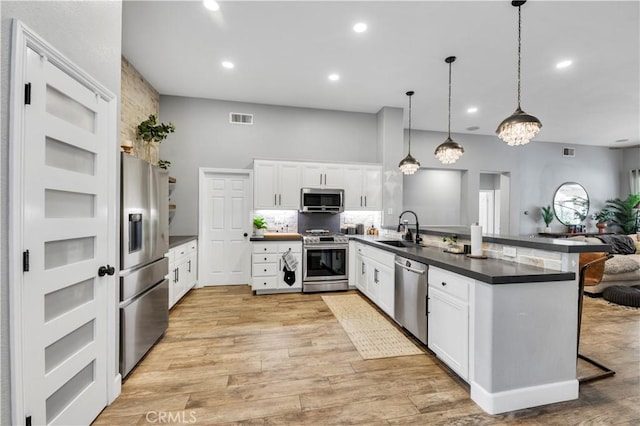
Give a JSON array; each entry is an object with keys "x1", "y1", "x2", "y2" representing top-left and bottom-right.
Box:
[
  {"x1": 541, "y1": 205, "x2": 554, "y2": 227},
  {"x1": 253, "y1": 216, "x2": 268, "y2": 230},
  {"x1": 157, "y1": 159, "x2": 171, "y2": 170},
  {"x1": 442, "y1": 234, "x2": 458, "y2": 245},
  {"x1": 591, "y1": 208, "x2": 613, "y2": 224},
  {"x1": 137, "y1": 114, "x2": 175, "y2": 143},
  {"x1": 604, "y1": 194, "x2": 640, "y2": 234}
]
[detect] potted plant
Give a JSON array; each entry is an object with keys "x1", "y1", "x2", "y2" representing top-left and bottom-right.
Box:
[
  {"x1": 541, "y1": 205, "x2": 554, "y2": 232},
  {"x1": 136, "y1": 114, "x2": 176, "y2": 164},
  {"x1": 604, "y1": 194, "x2": 640, "y2": 234},
  {"x1": 442, "y1": 234, "x2": 461, "y2": 252},
  {"x1": 591, "y1": 209, "x2": 613, "y2": 234},
  {"x1": 253, "y1": 216, "x2": 268, "y2": 236}
]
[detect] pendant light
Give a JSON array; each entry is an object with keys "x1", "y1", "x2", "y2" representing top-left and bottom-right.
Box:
[
  {"x1": 399, "y1": 91, "x2": 420, "y2": 175},
  {"x1": 435, "y1": 56, "x2": 464, "y2": 164},
  {"x1": 496, "y1": 0, "x2": 542, "y2": 146}
]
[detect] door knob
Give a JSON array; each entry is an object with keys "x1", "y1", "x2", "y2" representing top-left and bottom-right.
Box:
[
  {"x1": 98, "y1": 265, "x2": 115, "y2": 277},
  {"x1": 244, "y1": 233, "x2": 248, "y2": 237}
]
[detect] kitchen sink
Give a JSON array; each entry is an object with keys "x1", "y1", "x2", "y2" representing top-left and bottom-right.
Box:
[{"x1": 378, "y1": 240, "x2": 414, "y2": 248}]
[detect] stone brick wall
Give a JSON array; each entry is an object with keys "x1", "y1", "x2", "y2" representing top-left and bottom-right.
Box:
[{"x1": 120, "y1": 56, "x2": 160, "y2": 163}]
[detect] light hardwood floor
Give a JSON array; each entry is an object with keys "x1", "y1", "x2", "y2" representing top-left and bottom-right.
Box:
[{"x1": 94, "y1": 286, "x2": 639, "y2": 425}]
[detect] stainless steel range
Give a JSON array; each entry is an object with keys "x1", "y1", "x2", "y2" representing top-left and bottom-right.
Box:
[{"x1": 302, "y1": 230, "x2": 349, "y2": 293}]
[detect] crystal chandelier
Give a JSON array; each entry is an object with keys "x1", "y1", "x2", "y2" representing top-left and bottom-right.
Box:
[
  {"x1": 435, "y1": 56, "x2": 464, "y2": 164},
  {"x1": 399, "y1": 91, "x2": 421, "y2": 175},
  {"x1": 496, "y1": 0, "x2": 542, "y2": 146}
]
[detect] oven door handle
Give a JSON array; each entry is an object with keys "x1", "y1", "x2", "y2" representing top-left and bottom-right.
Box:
[{"x1": 304, "y1": 244, "x2": 349, "y2": 251}]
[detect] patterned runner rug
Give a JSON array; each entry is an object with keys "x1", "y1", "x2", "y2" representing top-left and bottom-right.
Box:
[{"x1": 322, "y1": 294, "x2": 424, "y2": 360}]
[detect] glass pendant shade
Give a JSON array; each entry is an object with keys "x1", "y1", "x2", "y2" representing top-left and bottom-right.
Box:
[
  {"x1": 496, "y1": 107, "x2": 541, "y2": 146},
  {"x1": 434, "y1": 137, "x2": 464, "y2": 164},
  {"x1": 497, "y1": 0, "x2": 542, "y2": 146},
  {"x1": 399, "y1": 154, "x2": 420, "y2": 175},
  {"x1": 435, "y1": 56, "x2": 464, "y2": 164},
  {"x1": 400, "y1": 90, "x2": 420, "y2": 175}
]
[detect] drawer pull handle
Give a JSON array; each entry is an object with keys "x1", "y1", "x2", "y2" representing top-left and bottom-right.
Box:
[
  {"x1": 441, "y1": 282, "x2": 447, "y2": 286},
  {"x1": 264, "y1": 257, "x2": 267, "y2": 261}
]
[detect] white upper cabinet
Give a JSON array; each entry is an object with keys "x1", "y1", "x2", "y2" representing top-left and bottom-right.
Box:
[
  {"x1": 343, "y1": 165, "x2": 382, "y2": 210},
  {"x1": 254, "y1": 160, "x2": 301, "y2": 209},
  {"x1": 254, "y1": 160, "x2": 381, "y2": 211},
  {"x1": 301, "y1": 163, "x2": 344, "y2": 189}
]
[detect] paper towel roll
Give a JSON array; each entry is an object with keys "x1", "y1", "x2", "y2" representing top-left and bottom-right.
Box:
[{"x1": 470, "y1": 223, "x2": 483, "y2": 256}]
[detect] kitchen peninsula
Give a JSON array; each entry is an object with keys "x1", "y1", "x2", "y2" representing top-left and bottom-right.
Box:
[{"x1": 350, "y1": 229, "x2": 609, "y2": 415}]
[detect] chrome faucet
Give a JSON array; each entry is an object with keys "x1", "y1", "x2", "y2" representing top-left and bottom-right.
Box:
[{"x1": 397, "y1": 210, "x2": 421, "y2": 243}]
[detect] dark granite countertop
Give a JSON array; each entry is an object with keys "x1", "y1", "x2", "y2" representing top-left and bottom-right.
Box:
[
  {"x1": 169, "y1": 235, "x2": 197, "y2": 248},
  {"x1": 381, "y1": 225, "x2": 611, "y2": 253},
  {"x1": 353, "y1": 235, "x2": 576, "y2": 284}
]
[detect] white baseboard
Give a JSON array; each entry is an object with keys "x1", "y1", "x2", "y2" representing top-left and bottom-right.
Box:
[{"x1": 470, "y1": 379, "x2": 579, "y2": 415}]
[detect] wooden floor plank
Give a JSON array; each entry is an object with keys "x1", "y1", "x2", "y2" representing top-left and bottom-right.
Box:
[{"x1": 94, "y1": 285, "x2": 640, "y2": 425}]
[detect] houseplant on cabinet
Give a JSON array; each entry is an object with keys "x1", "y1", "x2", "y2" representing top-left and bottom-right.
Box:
[
  {"x1": 253, "y1": 216, "x2": 268, "y2": 237},
  {"x1": 592, "y1": 209, "x2": 613, "y2": 234},
  {"x1": 136, "y1": 114, "x2": 175, "y2": 165},
  {"x1": 541, "y1": 205, "x2": 554, "y2": 232}
]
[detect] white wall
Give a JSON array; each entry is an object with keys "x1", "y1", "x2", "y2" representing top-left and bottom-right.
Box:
[
  {"x1": 403, "y1": 169, "x2": 462, "y2": 226},
  {"x1": 621, "y1": 146, "x2": 640, "y2": 195},
  {"x1": 405, "y1": 129, "x2": 625, "y2": 235},
  {"x1": 0, "y1": 2, "x2": 122, "y2": 423},
  {"x1": 159, "y1": 95, "x2": 378, "y2": 235}
]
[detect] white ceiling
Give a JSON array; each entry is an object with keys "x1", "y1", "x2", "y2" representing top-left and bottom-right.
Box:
[{"x1": 122, "y1": 1, "x2": 640, "y2": 148}]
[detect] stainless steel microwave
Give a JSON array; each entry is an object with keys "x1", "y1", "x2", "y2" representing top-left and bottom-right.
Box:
[{"x1": 300, "y1": 188, "x2": 344, "y2": 213}]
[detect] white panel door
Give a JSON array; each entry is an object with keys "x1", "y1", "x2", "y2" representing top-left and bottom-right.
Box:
[
  {"x1": 200, "y1": 171, "x2": 252, "y2": 285},
  {"x1": 21, "y1": 47, "x2": 110, "y2": 425}
]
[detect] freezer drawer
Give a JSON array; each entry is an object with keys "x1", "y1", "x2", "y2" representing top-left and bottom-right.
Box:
[
  {"x1": 120, "y1": 279, "x2": 169, "y2": 377},
  {"x1": 120, "y1": 257, "x2": 169, "y2": 302}
]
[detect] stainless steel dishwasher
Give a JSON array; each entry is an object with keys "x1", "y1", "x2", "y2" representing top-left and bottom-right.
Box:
[{"x1": 394, "y1": 255, "x2": 428, "y2": 345}]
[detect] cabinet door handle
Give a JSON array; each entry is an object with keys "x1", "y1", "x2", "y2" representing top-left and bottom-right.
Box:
[
  {"x1": 176, "y1": 267, "x2": 179, "y2": 282},
  {"x1": 361, "y1": 262, "x2": 365, "y2": 274},
  {"x1": 188, "y1": 260, "x2": 191, "y2": 273},
  {"x1": 374, "y1": 269, "x2": 379, "y2": 283},
  {"x1": 426, "y1": 296, "x2": 429, "y2": 314},
  {"x1": 320, "y1": 174, "x2": 323, "y2": 185},
  {"x1": 279, "y1": 194, "x2": 282, "y2": 205},
  {"x1": 324, "y1": 174, "x2": 327, "y2": 185},
  {"x1": 274, "y1": 194, "x2": 277, "y2": 206},
  {"x1": 360, "y1": 196, "x2": 363, "y2": 207},
  {"x1": 364, "y1": 196, "x2": 367, "y2": 206}
]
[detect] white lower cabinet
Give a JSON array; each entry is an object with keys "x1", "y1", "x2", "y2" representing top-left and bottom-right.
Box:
[
  {"x1": 354, "y1": 243, "x2": 395, "y2": 318},
  {"x1": 168, "y1": 239, "x2": 198, "y2": 309},
  {"x1": 428, "y1": 266, "x2": 470, "y2": 380},
  {"x1": 252, "y1": 241, "x2": 302, "y2": 293}
]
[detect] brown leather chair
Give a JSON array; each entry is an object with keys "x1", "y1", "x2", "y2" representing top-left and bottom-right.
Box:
[{"x1": 577, "y1": 253, "x2": 615, "y2": 383}]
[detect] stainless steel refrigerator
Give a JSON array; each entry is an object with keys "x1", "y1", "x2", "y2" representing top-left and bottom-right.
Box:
[{"x1": 119, "y1": 152, "x2": 169, "y2": 377}]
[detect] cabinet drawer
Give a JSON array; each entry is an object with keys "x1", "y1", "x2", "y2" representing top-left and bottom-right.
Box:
[
  {"x1": 253, "y1": 243, "x2": 278, "y2": 254},
  {"x1": 278, "y1": 242, "x2": 301, "y2": 253},
  {"x1": 367, "y1": 246, "x2": 395, "y2": 267},
  {"x1": 252, "y1": 277, "x2": 278, "y2": 290},
  {"x1": 253, "y1": 253, "x2": 278, "y2": 263},
  {"x1": 428, "y1": 267, "x2": 470, "y2": 302},
  {"x1": 187, "y1": 240, "x2": 197, "y2": 253},
  {"x1": 253, "y1": 263, "x2": 277, "y2": 277},
  {"x1": 354, "y1": 243, "x2": 366, "y2": 256}
]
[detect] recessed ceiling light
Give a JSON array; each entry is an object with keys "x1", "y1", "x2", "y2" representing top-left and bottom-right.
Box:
[
  {"x1": 222, "y1": 61, "x2": 234, "y2": 69},
  {"x1": 328, "y1": 74, "x2": 340, "y2": 81},
  {"x1": 203, "y1": 0, "x2": 220, "y2": 11},
  {"x1": 353, "y1": 22, "x2": 367, "y2": 33},
  {"x1": 467, "y1": 107, "x2": 478, "y2": 114},
  {"x1": 556, "y1": 60, "x2": 573, "y2": 69}
]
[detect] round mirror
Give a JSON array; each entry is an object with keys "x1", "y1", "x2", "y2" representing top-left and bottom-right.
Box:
[{"x1": 553, "y1": 182, "x2": 589, "y2": 225}]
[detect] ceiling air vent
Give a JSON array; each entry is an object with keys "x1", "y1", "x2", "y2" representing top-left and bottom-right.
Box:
[
  {"x1": 229, "y1": 112, "x2": 253, "y2": 125},
  {"x1": 563, "y1": 147, "x2": 575, "y2": 157}
]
